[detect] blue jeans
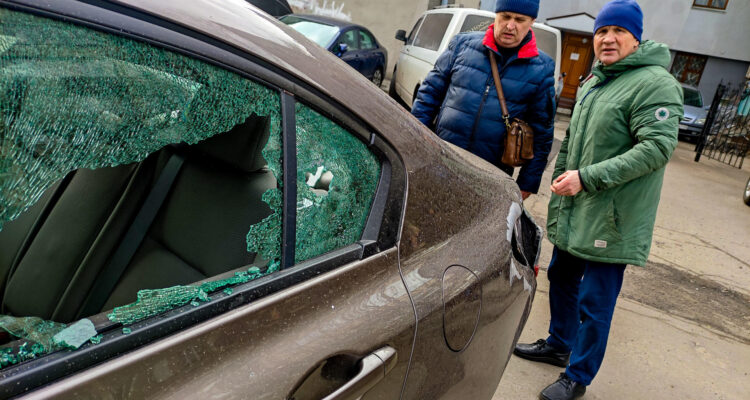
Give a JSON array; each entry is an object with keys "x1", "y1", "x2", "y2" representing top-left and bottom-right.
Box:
[{"x1": 545, "y1": 247, "x2": 626, "y2": 386}]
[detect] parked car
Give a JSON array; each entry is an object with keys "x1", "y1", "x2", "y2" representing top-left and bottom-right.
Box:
[
  {"x1": 280, "y1": 14, "x2": 388, "y2": 87},
  {"x1": 678, "y1": 83, "x2": 709, "y2": 141},
  {"x1": 389, "y1": 7, "x2": 561, "y2": 107},
  {"x1": 247, "y1": 0, "x2": 292, "y2": 16},
  {"x1": 744, "y1": 176, "x2": 750, "y2": 206},
  {"x1": 0, "y1": 0, "x2": 540, "y2": 398}
]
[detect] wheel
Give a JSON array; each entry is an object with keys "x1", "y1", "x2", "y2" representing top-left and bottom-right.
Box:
[
  {"x1": 388, "y1": 66, "x2": 398, "y2": 98},
  {"x1": 743, "y1": 176, "x2": 750, "y2": 206},
  {"x1": 412, "y1": 85, "x2": 421, "y2": 108},
  {"x1": 371, "y1": 68, "x2": 383, "y2": 88}
]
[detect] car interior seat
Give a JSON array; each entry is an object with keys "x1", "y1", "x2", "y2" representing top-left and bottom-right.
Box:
[{"x1": 0, "y1": 114, "x2": 276, "y2": 324}]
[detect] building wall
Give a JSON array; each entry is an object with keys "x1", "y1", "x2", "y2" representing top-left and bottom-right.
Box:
[
  {"x1": 696, "y1": 57, "x2": 750, "y2": 102},
  {"x1": 674, "y1": 2, "x2": 750, "y2": 62},
  {"x1": 528, "y1": 0, "x2": 749, "y2": 63}
]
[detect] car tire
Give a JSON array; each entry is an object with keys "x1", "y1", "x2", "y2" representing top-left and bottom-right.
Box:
[
  {"x1": 744, "y1": 176, "x2": 750, "y2": 206},
  {"x1": 388, "y1": 67, "x2": 398, "y2": 98},
  {"x1": 412, "y1": 85, "x2": 421, "y2": 108},
  {"x1": 371, "y1": 68, "x2": 383, "y2": 89}
]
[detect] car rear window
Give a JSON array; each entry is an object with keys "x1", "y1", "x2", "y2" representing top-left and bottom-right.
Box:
[
  {"x1": 412, "y1": 13, "x2": 452, "y2": 51},
  {"x1": 683, "y1": 87, "x2": 703, "y2": 107},
  {"x1": 280, "y1": 15, "x2": 340, "y2": 47},
  {"x1": 534, "y1": 27, "x2": 557, "y2": 60},
  {"x1": 459, "y1": 15, "x2": 493, "y2": 33}
]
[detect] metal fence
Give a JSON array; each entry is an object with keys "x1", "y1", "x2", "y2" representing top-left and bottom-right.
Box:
[{"x1": 695, "y1": 82, "x2": 750, "y2": 169}]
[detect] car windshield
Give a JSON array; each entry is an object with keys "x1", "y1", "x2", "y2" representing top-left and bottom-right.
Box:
[
  {"x1": 280, "y1": 16, "x2": 339, "y2": 47},
  {"x1": 683, "y1": 87, "x2": 703, "y2": 108}
]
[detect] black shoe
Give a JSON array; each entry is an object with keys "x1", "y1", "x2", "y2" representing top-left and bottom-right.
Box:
[
  {"x1": 539, "y1": 373, "x2": 586, "y2": 400},
  {"x1": 514, "y1": 339, "x2": 570, "y2": 367}
]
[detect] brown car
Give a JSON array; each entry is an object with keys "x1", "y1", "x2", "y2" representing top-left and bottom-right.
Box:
[{"x1": 0, "y1": 0, "x2": 541, "y2": 398}]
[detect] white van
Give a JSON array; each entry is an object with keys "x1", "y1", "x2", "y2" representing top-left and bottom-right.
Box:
[{"x1": 389, "y1": 7, "x2": 561, "y2": 107}]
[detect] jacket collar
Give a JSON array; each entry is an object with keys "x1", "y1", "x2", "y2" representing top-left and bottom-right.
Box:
[{"x1": 483, "y1": 24, "x2": 539, "y2": 59}]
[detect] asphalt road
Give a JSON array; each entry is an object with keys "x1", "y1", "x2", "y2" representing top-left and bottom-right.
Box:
[{"x1": 493, "y1": 116, "x2": 750, "y2": 400}]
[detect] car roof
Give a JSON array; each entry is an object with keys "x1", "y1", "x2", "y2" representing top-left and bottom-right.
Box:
[
  {"x1": 113, "y1": 1, "x2": 364, "y2": 95},
  {"x1": 285, "y1": 13, "x2": 362, "y2": 29},
  {"x1": 425, "y1": 7, "x2": 495, "y2": 17},
  {"x1": 680, "y1": 83, "x2": 700, "y2": 91}
]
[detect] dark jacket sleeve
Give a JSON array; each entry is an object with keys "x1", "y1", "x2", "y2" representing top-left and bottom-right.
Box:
[
  {"x1": 516, "y1": 59, "x2": 556, "y2": 193},
  {"x1": 410, "y1": 36, "x2": 458, "y2": 129}
]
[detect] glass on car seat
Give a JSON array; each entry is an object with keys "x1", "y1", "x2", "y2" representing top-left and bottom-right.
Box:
[
  {"x1": 0, "y1": 6, "x2": 283, "y2": 365},
  {"x1": 294, "y1": 102, "x2": 380, "y2": 263}
]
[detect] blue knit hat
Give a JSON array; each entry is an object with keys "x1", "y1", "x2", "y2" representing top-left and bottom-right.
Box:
[
  {"x1": 495, "y1": 0, "x2": 539, "y2": 19},
  {"x1": 594, "y1": 0, "x2": 644, "y2": 42}
]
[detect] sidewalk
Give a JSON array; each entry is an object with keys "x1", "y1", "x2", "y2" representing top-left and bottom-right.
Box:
[{"x1": 493, "y1": 115, "x2": 750, "y2": 400}]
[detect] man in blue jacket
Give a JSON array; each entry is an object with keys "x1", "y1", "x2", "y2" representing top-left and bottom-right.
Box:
[{"x1": 411, "y1": 0, "x2": 555, "y2": 199}]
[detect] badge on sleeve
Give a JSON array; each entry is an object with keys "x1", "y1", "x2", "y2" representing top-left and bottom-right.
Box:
[{"x1": 655, "y1": 107, "x2": 670, "y2": 121}]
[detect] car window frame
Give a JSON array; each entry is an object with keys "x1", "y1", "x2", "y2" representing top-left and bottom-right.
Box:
[
  {"x1": 411, "y1": 12, "x2": 453, "y2": 51},
  {"x1": 336, "y1": 27, "x2": 359, "y2": 51},
  {"x1": 406, "y1": 16, "x2": 424, "y2": 46},
  {"x1": 0, "y1": 1, "x2": 405, "y2": 396},
  {"x1": 358, "y1": 28, "x2": 377, "y2": 50}
]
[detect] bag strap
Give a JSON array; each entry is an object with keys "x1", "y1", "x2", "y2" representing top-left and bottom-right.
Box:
[{"x1": 488, "y1": 51, "x2": 512, "y2": 130}]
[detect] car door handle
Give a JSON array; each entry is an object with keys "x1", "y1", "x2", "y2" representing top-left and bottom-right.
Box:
[{"x1": 322, "y1": 346, "x2": 397, "y2": 400}]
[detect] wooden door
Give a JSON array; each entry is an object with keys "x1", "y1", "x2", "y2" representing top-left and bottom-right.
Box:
[{"x1": 559, "y1": 33, "x2": 594, "y2": 106}]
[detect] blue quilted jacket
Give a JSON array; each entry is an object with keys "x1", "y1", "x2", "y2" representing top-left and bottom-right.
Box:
[{"x1": 412, "y1": 26, "x2": 555, "y2": 193}]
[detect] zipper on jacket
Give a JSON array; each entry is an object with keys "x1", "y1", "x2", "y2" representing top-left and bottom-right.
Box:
[
  {"x1": 468, "y1": 81, "x2": 492, "y2": 149},
  {"x1": 558, "y1": 75, "x2": 615, "y2": 245},
  {"x1": 469, "y1": 53, "x2": 520, "y2": 151}
]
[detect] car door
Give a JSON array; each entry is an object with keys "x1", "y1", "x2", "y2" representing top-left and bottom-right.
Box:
[
  {"x1": 357, "y1": 28, "x2": 379, "y2": 79},
  {"x1": 0, "y1": 2, "x2": 414, "y2": 399},
  {"x1": 335, "y1": 28, "x2": 363, "y2": 74}
]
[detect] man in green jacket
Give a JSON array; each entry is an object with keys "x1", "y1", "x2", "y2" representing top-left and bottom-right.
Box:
[{"x1": 512, "y1": 1, "x2": 683, "y2": 399}]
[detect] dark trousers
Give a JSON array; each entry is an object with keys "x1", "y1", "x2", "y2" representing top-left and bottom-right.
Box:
[{"x1": 545, "y1": 247, "x2": 626, "y2": 386}]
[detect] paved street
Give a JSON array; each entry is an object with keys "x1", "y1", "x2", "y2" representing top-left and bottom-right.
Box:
[{"x1": 493, "y1": 116, "x2": 750, "y2": 399}]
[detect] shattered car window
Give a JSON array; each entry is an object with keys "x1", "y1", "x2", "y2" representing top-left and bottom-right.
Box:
[
  {"x1": 294, "y1": 103, "x2": 380, "y2": 263},
  {"x1": 0, "y1": 8, "x2": 283, "y2": 366}
]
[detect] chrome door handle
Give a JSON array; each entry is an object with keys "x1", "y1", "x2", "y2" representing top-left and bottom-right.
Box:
[{"x1": 323, "y1": 346, "x2": 397, "y2": 400}]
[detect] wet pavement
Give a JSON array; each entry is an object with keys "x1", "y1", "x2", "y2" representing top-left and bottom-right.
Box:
[{"x1": 493, "y1": 115, "x2": 750, "y2": 400}]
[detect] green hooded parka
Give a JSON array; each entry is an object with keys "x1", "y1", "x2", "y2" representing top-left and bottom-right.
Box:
[{"x1": 547, "y1": 40, "x2": 683, "y2": 266}]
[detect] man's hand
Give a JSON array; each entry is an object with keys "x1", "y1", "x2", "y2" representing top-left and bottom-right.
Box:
[
  {"x1": 521, "y1": 190, "x2": 532, "y2": 200},
  {"x1": 550, "y1": 170, "x2": 583, "y2": 196}
]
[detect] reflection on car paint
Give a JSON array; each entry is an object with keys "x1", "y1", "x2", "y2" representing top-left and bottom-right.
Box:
[{"x1": 506, "y1": 202, "x2": 523, "y2": 242}]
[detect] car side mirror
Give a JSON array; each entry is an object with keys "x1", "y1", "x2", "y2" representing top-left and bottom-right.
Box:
[
  {"x1": 395, "y1": 29, "x2": 407, "y2": 43},
  {"x1": 334, "y1": 43, "x2": 348, "y2": 57}
]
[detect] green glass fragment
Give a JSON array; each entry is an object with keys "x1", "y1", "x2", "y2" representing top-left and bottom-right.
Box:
[
  {"x1": 108, "y1": 261, "x2": 280, "y2": 325},
  {"x1": 223, "y1": 288, "x2": 233, "y2": 295},
  {"x1": 0, "y1": 315, "x2": 68, "y2": 369},
  {"x1": 52, "y1": 318, "x2": 97, "y2": 349},
  {"x1": 122, "y1": 327, "x2": 132, "y2": 335},
  {"x1": 90, "y1": 334, "x2": 103, "y2": 345},
  {"x1": 0, "y1": 315, "x2": 66, "y2": 352},
  {"x1": 294, "y1": 103, "x2": 380, "y2": 263}
]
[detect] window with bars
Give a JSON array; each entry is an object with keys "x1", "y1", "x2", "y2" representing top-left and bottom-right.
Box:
[
  {"x1": 670, "y1": 52, "x2": 707, "y2": 86},
  {"x1": 692, "y1": 0, "x2": 729, "y2": 10}
]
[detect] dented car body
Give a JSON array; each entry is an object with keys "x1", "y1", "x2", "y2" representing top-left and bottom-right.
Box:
[{"x1": 0, "y1": 0, "x2": 540, "y2": 398}]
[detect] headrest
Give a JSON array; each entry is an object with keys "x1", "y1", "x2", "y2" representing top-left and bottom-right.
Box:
[{"x1": 195, "y1": 114, "x2": 271, "y2": 173}]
